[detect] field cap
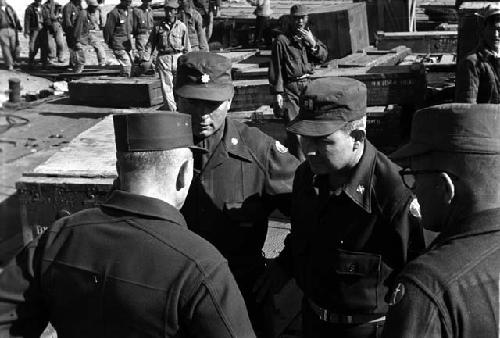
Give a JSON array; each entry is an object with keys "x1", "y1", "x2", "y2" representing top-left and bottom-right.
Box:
[
  {"x1": 476, "y1": 4, "x2": 500, "y2": 20},
  {"x1": 291, "y1": 4, "x2": 308, "y2": 16},
  {"x1": 86, "y1": 0, "x2": 99, "y2": 6},
  {"x1": 287, "y1": 77, "x2": 367, "y2": 137},
  {"x1": 113, "y1": 112, "x2": 205, "y2": 152},
  {"x1": 175, "y1": 52, "x2": 234, "y2": 101},
  {"x1": 391, "y1": 103, "x2": 500, "y2": 160},
  {"x1": 164, "y1": 0, "x2": 179, "y2": 8}
]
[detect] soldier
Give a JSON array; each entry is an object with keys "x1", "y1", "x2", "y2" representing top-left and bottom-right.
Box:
[
  {"x1": 0, "y1": 0, "x2": 22, "y2": 71},
  {"x1": 246, "y1": 0, "x2": 271, "y2": 47},
  {"x1": 255, "y1": 77, "x2": 425, "y2": 338},
  {"x1": 192, "y1": 0, "x2": 219, "y2": 40},
  {"x1": 62, "y1": 0, "x2": 83, "y2": 70},
  {"x1": 269, "y1": 4, "x2": 327, "y2": 160},
  {"x1": 104, "y1": 0, "x2": 134, "y2": 77},
  {"x1": 0, "y1": 112, "x2": 256, "y2": 338},
  {"x1": 24, "y1": 0, "x2": 45, "y2": 66},
  {"x1": 383, "y1": 104, "x2": 500, "y2": 337},
  {"x1": 86, "y1": 0, "x2": 106, "y2": 67},
  {"x1": 176, "y1": 51, "x2": 300, "y2": 335},
  {"x1": 147, "y1": 0, "x2": 190, "y2": 110},
  {"x1": 42, "y1": 0, "x2": 65, "y2": 64},
  {"x1": 455, "y1": 4, "x2": 500, "y2": 103},
  {"x1": 179, "y1": 0, "x2": 209, "y2": 51},
  {"x1": 132, "y1": 0, "x2": 154, "y2": 71}
]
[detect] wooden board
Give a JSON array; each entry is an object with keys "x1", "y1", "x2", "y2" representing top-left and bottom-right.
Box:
[
  {"x1": 376, "y1": 31, "x2": 458, "y2": 53},
  {"x1": 337, "y1": 46, "x2": 412, "y2": 68}
]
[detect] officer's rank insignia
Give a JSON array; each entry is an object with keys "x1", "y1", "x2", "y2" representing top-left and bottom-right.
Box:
[
  {"x1": 409, "y1": 198, "x2": 421, "y2": 218},
  {"x1": 275, "y1": 141, "x2": 288, "y2": 153},
  {"x1": 201, "y1": 73, "x2": 210, "y2": 84},
  {"x1": 231, "y1": 138, "x2": 239, "y2": 145},
  {"x1": 356, "y1": 184, "x2": 365, "y2": 195},
  {"x1": 388, "y1": 283, "x2": 406, "y2": 306}
]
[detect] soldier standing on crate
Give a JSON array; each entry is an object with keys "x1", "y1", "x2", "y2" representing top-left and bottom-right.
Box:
[
  {"x1": 455, "y1": 4, "x2": 500, "y2": 103},
  {"x1": 176, "y1": 51, "x2": 300, "y2": 337},
  {"x1": 24, "y1": 0, "x2": 45, "y2": 67},
  {"x1": 0, "y1": 0, "x2": 22, "y2": 71},
  {"x1": 269, "y1": 4, "x2": 327, "y2": 161},
  {"x1": 62, "y1": 0, "x2": 83, "y2": 70},
  {"x1": 192, "y1": 0, "x2": 219, "y2": 40},
  {"x1": 87, "y1": 0, "x2": 106, "y2": 66},
  {"x1": 254, "y1": 77, "x2": 425, "y2": 338},
  {"x1": 132, "y1": 0, "x2": 154, "y2": 73},
  {"x1": 104, "y1": 0, "x2": 134, "y2": 77},
  {"x1": 179, "y1": 0, "x2": 209, "y2": 51},
  {"x1": 147, "y1": 0, "x2": 190, "y2": 110},
  {"x1": 42, "y1": 0, "x2": 66, "y2": 64}
]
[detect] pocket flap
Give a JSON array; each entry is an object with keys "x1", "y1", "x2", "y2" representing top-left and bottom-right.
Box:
[{"x1": 335, "y1": 250, "x2": 381, "y2": 277}]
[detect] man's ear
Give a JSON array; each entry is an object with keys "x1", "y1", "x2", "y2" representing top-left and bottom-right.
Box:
[
  {"x1": 176, "y1": 159, "x2": 190, "y2": 191},
  {"x1": 439, "y1": 172, "x2": 455, "y2": 204},
  {"x1": 351, "y1": 129, "x2": 366, "y2": 150},
  {"x1": 225, "y1": 99, "x2": 232, "y2": 111}
]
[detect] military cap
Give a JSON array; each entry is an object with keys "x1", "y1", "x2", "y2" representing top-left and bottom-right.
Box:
[
  {"x1": 113, "y1": 112, "x2": 204, "y2": 152},
  {"x1": 175, "y1": 52, "x2": 234, "y2": 102},
  {"x1": 287, "y1": 77, "x2": 367, "y2": 137},
  {"x1": 291, "y1": 4, "x2": 308, "y2": 16},
  {"x1": 164, "y1": 0, "x2": 179, "y2": 8},
  {"x1": 477, "y1": 4, "x2": 500, "y2": 20},
  {"x1": 391, "y1": 103, "x2": 500, "y2": 160}
]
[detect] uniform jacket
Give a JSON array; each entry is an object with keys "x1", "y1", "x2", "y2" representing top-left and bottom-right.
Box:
[
  {"x1": 269, "y1": 30, "x2": 328, "y2": 94},
  {"x1": 61, "y1": 1, "x2": 80, "y2": 33},
  {"x1": 181, "y1": 119, "x2": 299, "y2": 285},
  {"x1": 248, "y1": 0, "x2": 271, "y2": 17},
  {"x1": 104, "y1": 5, "x2": 133, "y2": 51},
  {"x1": 383, "y1": 208, "x2": 500, "y2": 338},
  {"x1": 132, "y1": 5, "x2": 154, "y2": 35},
  {"x1": 24, "y1": 3, "x2": 43, "y2": 33},
  {"x1": 179, "y1": 8, "x2": 208, "y2": 51},
  {"x1": 455, "y1": 43, "x2": 500, "y2": 104},
  {"x1": 41, "y1": 0, "x2": 62, "y2": 33},
  {"x1": 148, "y1": 19, "x2": 190, "y2": 54},
  {"x1": 0, "y1": 4, "x2": 21, "y2": 30},
  {"x1": 277, "y1": 141, "x2": 425, "y2": 315},
  {"x1": 0, "y1": 190, "x2": 255, "y2": 338}
]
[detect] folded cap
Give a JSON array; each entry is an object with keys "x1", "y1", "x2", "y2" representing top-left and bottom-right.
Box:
[
  {"x1": 390, "y1": 103, "x2": 500, "y2": 160},
  {"x1": 291, "y1": 4, "x2": 308, "y2": 16},
  {"x1": 164, "y1": 0, "x2": 179, "y2": 8},
  {"x1": 113, "y1": 112, "x2": 205, "y2": 152},
  {"x1": 175, "y1": 52, "x2": 234, "y2": 102},
  {"x1": 287, "y1": 77, "x2": 367, "y2": 137}
]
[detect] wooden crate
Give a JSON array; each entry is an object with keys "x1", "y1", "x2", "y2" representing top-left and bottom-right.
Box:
[
  {"x1": 376, "y1": 31, "x2": 458, "y2": 54},
  {"x1": 457, "y1": 2, "x2": 494, "y2": 62},
  {"x1": 69, "y1": 77, "x2": 164, "y2": 108}
]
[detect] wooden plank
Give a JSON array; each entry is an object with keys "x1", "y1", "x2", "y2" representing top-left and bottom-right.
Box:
[{"x1": 337, "y1": 46, "x2": 411, "y2": 68}]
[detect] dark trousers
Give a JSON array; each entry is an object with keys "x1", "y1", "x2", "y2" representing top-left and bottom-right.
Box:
[
  {"x1": 302, "y1": 300, "x2": 384, "y2": 338},
  {"x1": 283, "y1": 78, "x2": 310, "y2": 161},
  {"x1": 254, "y1": 15, "x2": 270, "y2": 46}
]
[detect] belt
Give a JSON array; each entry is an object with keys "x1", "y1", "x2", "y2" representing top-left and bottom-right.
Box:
[
  {"x1": 158, "y1": 50, "x2": 181, "y2": 56},
  {"x1": 307, "y1": 299, "x2": 386, "y2": 324},
  {"x1": 288, "y1": 74, "x2": 310, "y2": 82}
]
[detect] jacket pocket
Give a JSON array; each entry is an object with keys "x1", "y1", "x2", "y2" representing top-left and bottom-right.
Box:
[{"x1": 333, "y1": 249, "x2": 381, "y2": 312}]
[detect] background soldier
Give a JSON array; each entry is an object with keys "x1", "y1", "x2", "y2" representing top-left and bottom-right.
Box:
[
  {"x1": 179, "y1": 0, "x2": 208, "y2": 51},
  {"x1": 62, "y1": 0, "x2": 82, "y2": 70},
  {"x1": 246, "y1": 0, "x2": 271, "y2": 47},
  {"x1": 269, "y1": 4, "x2": 327, "y2": 161},
  {"x1": 0, "y1": 0, "x2": 22, "y2": 71},
  {"x1": 24, "y1": 0, "x2": 45, "y2": 66},
  {"x1": 42, "y1": 0, "x2": 65, "y2": 64},
  {"x1": 0, "y1": 112, "x2": 256, "y2": 338},
  {"x1": 256, "y1": 77, "x2": 425, "y2": 338},
  {"x1": 132, "y1": 0, "x2": 154, "y2": 72},
  {"x1": 148, "y1": 0, "x2": 190, "y2": 110},
  {"x1": 192, "y1": 0, "x2": 219, "y2": 40},
  {"x1": 384, "y1": 103, "x2": 500, "y2": 337},
  {"x1": 86, "y1": 0, "x2": 106, "y2": 67},
  {"x1": 455, "y1": 4, "x2": 500, "y2": 103},
  {"x1": 104, "y1": 0, "x2": 133, "y2": 76},
  {"x1": 176, "y1": 51, "x2": 300, "y2": 336}
]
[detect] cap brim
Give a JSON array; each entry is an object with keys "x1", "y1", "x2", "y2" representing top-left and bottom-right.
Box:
[
  {"x1": 286, "y1": 119, "x2": 347, "y2": 137},
  {"x1": 176, "y1": 84, "x2": 234, "y2": 101},
  {"x1": 389, "y1": 142, "x2": 432, "y2": 160},
  {"x1": 189, "y1": 145, "x2": 208, "y2": 153}
]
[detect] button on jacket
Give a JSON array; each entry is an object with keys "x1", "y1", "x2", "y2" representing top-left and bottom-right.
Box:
[
  {"x1": 148, "y1": 19, "x2": 190, "y2": 54},
  {"x1": 104, "y1": 6, "x2": 133, "y2": 51},
  {"x1": 277, "y1": 141, "x2": 425, "y2": 315},
  {"x1": 269, "y1": 31, "x2": 328, "y2": 94},
  {"x1": 181, "y1": 119, "x2": 299, "y2": 283},
  {"x1": 383, "y1": 208, "x2": 500, "y2": 338},
  {"x1": 0, "y1": 190, "x2": 255, "y2": 338},
  {"x1": 455, "y1": 43, "x2": 500, "y2": 103}
]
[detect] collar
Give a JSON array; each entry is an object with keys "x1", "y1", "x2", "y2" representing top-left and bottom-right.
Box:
[
  {"x1": 100, "y1": 190, "x2": 187, "y2": 228},
  {"x1": 431, "y1": 208, "x2": 500, "y2": 247},
  {"x1": 163, "y1": 18, "x2": 178, "y2": 28},
  {"x1": 221, "y1": 119, "x2": 254, "y2": 162},
  {"x1": 313, "y1": 141, "x2": 376, "y2": 213},
  {"x1": 477, "y1": 41, "x2": 497, "y2": 60}
]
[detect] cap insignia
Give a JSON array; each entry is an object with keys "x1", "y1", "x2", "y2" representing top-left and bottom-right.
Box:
[
  {"x1": 356, "y1": 184, "x2": 365, "y2": 195},
  {"x1": 201, "y1": 73, "x2": 210, "y2": 84},
  {"x1": 409, "y1": 198, "x2": 421, "y2": 218},
  {"x1": 388, "y1": 283, "x2": 406, "y2": 306},
  {"x1": 275, "y1": 140, "x2": 288, "y2": 153}
]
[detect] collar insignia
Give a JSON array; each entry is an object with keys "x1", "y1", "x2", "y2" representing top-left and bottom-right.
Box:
[
  {"x1": 356, "y1": 184, "x2": 365, "y2": 195},
  {"x1": 201, "y1": 74, "x2": 210, "y2": 84}
]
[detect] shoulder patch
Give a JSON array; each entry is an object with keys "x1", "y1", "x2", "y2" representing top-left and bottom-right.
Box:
[
  {"x1": 388, "y1": 283, "x2": 406, "y2": 306},
  {"x1": 275, "y1": 140, "x2": 288, "y2": 153},
  {"x1": 409, "y1": 198, "x2": 421, "y2": 218}
]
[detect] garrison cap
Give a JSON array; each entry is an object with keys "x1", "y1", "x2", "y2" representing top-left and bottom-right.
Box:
[
  {"x1": 291, "y1": 4, "x2": 308, "y2": 16},
  {"x1": 287, "y1": 77, "x2": 367, "y2": 137},
  {"x1": 175, "y1": 52, "x2": 234, "y2": 101},
  {"x1": 113, "y1": 112, "x2": 204, "y2": 152},
  {"x1": 164, "y1": 0, "x2": 179, "y2": 8},
  {"x1": 391, "y1": 103, "x2": 500, "y2": 160}
]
